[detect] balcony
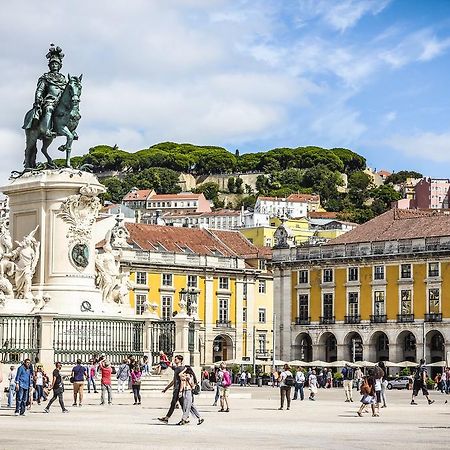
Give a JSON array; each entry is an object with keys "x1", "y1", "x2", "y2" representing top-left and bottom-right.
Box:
[
  {"x1": 255, "y1": 351, "x2": 272, "y2": 359},
  {"x1": 320, "y1": 316, "x2": 335, "y2": 325},
  {"x1": 295, "y1": 316, "x2": 311, "y2": 325},
  {"x1": 344, "y1": 315, "x2": 361, "y2": 324},
  {"x1": 424, "y1": 313, "x2": 442, "y2": 322},
  {"x1": 397, "y1": 314, "x2": 414, "y2": 323},
  {"x1": 215, "y1": 320, "x2": 232, "y2": 328},
  {"x1": 370, "y1": 314, "x2": 387, "y2": 323}
]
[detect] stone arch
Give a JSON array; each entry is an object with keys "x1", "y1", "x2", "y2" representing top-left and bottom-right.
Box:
[
  {"x1": 426, "y1": 330, "x2": 445, "y2": 363},
  {"x1": 368, "y1": 331, "x2": 390, "y2": 362},
  {"x1": 344, "y1": 331, "x2": 363, "y2": 362},
  {"x1": 293, "y1": 332, "x2": 313, "y2": 362},
  {"x1": 396, "y1": 330, "x2": 417, "y2": 362},
  {"x1": 318, "y1": 332, "x2": 337, "y2": 362},
  {"x1": 212, "y1": 334, "x2": 234, "y2": 363}
]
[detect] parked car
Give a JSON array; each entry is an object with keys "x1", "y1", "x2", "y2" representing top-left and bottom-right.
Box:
[{"x1": 387, "y1": 376, "x2": 412, "y2": 390}]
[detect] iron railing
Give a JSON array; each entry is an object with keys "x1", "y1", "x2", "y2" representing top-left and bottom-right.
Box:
[
  {"x1": 216, "y1": 320, "x2": 232, "y2": 328},
  {"x1": 320, "y1": 316, "x2": 335, "y2": 325},
  {"x1": 0, "y1": 316, "x2": 40, "y2": 364},
  {"x1": 397, "y1": 314, "x2": 414, "y2": 323},
  {"x1": 295, "y1": 317, "x2": 311, "y2": 325},
  {"x1": 370, "y1": 314, "x2": 387, "y2": 323},
  {"x1": 150, "y1": 320, "x2": 175, "y2": 365},
  {"x1": 424, "y1": 313, "x2": 442, "y2": 322},
  {"x1": 53, "y1": 318, "x2": 145, "y2": 365},
  {"x1": 344, "y1": 315, "x2": 361, "y2": 324}
]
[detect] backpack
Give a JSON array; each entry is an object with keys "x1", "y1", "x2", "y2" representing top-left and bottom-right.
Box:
[
  {"x1": 374, "y1": 366, "x2": 384, "y2": 379},
  {"x1": 284, "y1": 374, "x2": 295, "y2": 387},
  {"x1": 222, "y1": 370, "x2": 231, "y2": 387}
]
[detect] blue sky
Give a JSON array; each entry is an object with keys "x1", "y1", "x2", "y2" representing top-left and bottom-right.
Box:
[{"x1": 1, "y1": 0, "x2": 450, "y2": 180}]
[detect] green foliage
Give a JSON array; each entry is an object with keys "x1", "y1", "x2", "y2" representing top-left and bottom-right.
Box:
[
  {"x1": 385, "y1": 170, "x2": 423, "y2": 185},
  {"x1": 235, "y1": 177, "x2": 244, "y2": 194},
  {"x1": 370, "y1": 185, "x2": 402, "y2": 215},
  {"x1": 348, "y1": 171, "x2": 373, "y2": 208},
  {"x1": 330, "y1": 148, "x2": 366, "y2": 173},
  {"x1": 193, "y1": 182, "x2": 220, "y2": 201},
  {"x1": 400, "y1": 367, "x2": 411, "y2": 376},
  {"x1": 301, "y1": 165, "x2": 343, "y2": 205},
  {"x1": 236, "y1": 195, "x2": 257, "y2": 210},
  {"x1": 227, "y1": 177, "x2": 235, "y2": 193}
]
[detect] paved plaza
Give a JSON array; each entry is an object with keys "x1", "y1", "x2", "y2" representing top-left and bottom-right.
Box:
[{"x1": 1, "y1": 387, "x2": 449, "y2": 449}]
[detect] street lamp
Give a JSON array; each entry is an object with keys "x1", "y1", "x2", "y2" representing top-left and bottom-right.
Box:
[{"x1": 178, "y1": 287, "x2": 198, "y2": 317}]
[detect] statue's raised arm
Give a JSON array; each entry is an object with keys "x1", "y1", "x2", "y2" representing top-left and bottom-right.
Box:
[{"x1": 22, "y1": 44, "x2": 82, "y2": 170}]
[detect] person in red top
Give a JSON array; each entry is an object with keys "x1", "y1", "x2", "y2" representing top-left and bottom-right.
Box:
[
  {"x1": 99, "y1": 360, "x2": 112, "y2": 405},
  {"x1": 153, "y1": 351, "x2": 170, "y2": 375}
]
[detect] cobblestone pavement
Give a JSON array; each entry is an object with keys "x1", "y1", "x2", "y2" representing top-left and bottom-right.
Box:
[{"x1": 1, "y1": 387, "x2": 449, "y2": 449}]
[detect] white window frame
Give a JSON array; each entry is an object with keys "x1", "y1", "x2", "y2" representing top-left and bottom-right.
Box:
[
  {"x1": 218, "y1": 298, "x2": 229, "y2": 323},
  {"x1": 161, "y1": 296, "x2": 173, "y2": 320},
  {"x1": 298, "y1": 270, "x2": 309, "y2": 284},
  {"x1": 136, "y1": 271, "x2": 147, "y2": 285},
  {"x1": 322, "y1": 268, "x2": 333, "y2": 283},
  {"x1": 135, "y1": 293, "x2": 147, "y2": 315},
  {"x1": 219, "y1": 277, "x2": 229, "y2": 290},
  {"x1": 373, "y1": 265, "x2": 385, "y2": 281},
  {"x1": 347, "y1": 292, "x2": 359, "y2": 316},
  {"x1": 428, "y1": 262, "x2": 440, "y2": 278},
  {"x1": 162, "y1": 273, "x2": 173, "y2": 287},
  {"x1": 348, "y1": 267, "x2": 359, "y2": 282},
  {"x1": 258, "y1": 280, "x2": 266, "y2": 294},
  {"x1": 373, "y1": 290, "x2": 385, "y2": 315},
  {"x1": 298, "y1": 293, "x2": 309, "y2": 320},
  {"x1": 187, "y1": 274, "x2": 198, "y2": 289},
  {"x1": 258, "y1": 308, "x2": 266, "y2": 323},
  {"x1": 427, "y1": 287, "x2": 441, "y2": 313},
  {"x1": 322, "y1": 292, "x2": 334, "y2": 318},
  {"x1": 399, "y1": 289, "x2": 413, "y2": 315}
]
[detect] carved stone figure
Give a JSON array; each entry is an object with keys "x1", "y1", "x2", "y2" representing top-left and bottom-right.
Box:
[
  {"x1": 110, "y1": 213, "x2": 131, "y2": 249},
  {"x1": 9, "y1": 226, "x2": 40, "y2": 299},
  {"x1": 23, "y1": 44, "x2": 82, "y2": 169}
]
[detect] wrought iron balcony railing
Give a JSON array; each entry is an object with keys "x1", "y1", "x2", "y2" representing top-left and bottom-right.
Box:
[
  {"x1": 215, "y1": 320, "x2": 232, "y2": 328},
  {"x1": 295, "y1": 317, "x2": 311, "y2": 325},
  {"x1": 319, "y1": 316, "x2": 335, "y2": 325},
  {"x1": 344, "y1": 315, "x2": 361, "y2": 324},
  {"x1": 424, "y1": 313, "x2": 442, "y2": 322},
  {"x1": 397, "y1": 314, "x2": 414, "y2": 323},
  {"x1": 370, "y1": 314, "x2": 387, "y2": 323}
]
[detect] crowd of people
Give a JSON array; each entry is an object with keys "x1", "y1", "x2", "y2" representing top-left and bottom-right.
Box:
[{"x1": 1, "y1": 354, "x2": 447, "y2": 421}]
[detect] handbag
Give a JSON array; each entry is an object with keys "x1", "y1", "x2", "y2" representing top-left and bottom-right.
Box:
[
  {"x1": 69, "y1": 376, "x2": 75, "y2": 383},
  {"x1": 193, "y1": 383, "x2": 201, "y2": 395},
  {"x1": 361, "y1": 394, "x2": 373, "y2": 405}
]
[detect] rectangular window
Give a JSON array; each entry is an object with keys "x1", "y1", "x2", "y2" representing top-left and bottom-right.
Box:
[
  {"x1": 187, "y1": 275, "x2": 198, "y2": 288},
  {"x1": 258, "y1": 308, "x2": 266, "y2": 323},
  {"x1": 323, "y1": 293, "x2": 333, "y2": 318},
  {"x1": 258, "y1": 259, "x2": 267, "y2": 270},
  {"x1": 218, "y1": 298, "x2": 229, "y2": 322},
  {"x1": 374, "y1": 291, "x2": 385, "y2": 315},
  {"x1": 258, "y1": 280, "x2": 266, "y2": 294},
  {"x1": 136, "y1": 272, "x2": 147, "y2": 285},
  {"x1": 348, "y1": 292, "x2": 359, "y2": 316},
  {"x1": 323, "y1": 269, "x2": 333, "y2": 283},
  {"x1": 258, "y1": 334, "x2": 266, "y2": 353},
  {"x1": 243, "y1": 282, "x2": 248, "y2": 299},
  {"x1": 428, "y1": 262, "x2": 440, "y2": 278},
  {"x1": 374, "y1": 266, "x2": 385, "y2": 280},
  {"x1": 298, "y1": 270, "x2": 309, "y2": 284},
  {"x1": 429, "y1": 288, "x2": 440, "y2": 313},
  {"x1": 162, "y1": 273, "x2": 172, "y2": 286},
  {"x1": 400, "y1": 290, "x2": 412, "y2": 314},
  {"x1": 298, "y1": 294, "x2": 309, "y2": 320},
  {"x1": 135, "y1": 294, "x2": 146, "y2": 315},
  {"x1": 161, "y1": 296, "x2": 172, "y2": 320},
  {"x1": 401, "y1": 264, "x2": 412, "y2": 279},
  {"x1": 219, "y1": 277, "x2": 229, "y2": 290},
  {"x1": 243, "y1": 307, "x2": 247, "y2": 323},
  {"x1": 348, "y1": 267, "x2": 359, "y2": 282}
]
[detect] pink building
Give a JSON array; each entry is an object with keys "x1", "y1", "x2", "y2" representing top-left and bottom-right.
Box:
[{"x1": 414, "y1": 178, "x2": 450, "y2": 209}]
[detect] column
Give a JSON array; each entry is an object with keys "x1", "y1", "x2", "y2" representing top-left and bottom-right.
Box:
[
  {"x1": 234, "y1": 275, "x2": 244, "y2": 360},
  {"x1": 203, "y1": 273, "x2": 214, "y2": 364},
  {"x1": 173, "y1": 316, "x2": 192, "y2": 365},
  {"x1": 39, "y1": 313, "x2": 55, "y2": 372},
  {"x1": 246, "y1": 276, "x2": 256, "y2": 362}
]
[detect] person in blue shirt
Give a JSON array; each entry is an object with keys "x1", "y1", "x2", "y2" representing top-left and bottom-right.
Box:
[{"x1": 15, "y1": 358, "x2": 33, "y2": 416}]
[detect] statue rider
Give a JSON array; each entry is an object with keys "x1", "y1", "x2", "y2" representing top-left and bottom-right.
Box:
[{"x1": 23, "y1": 45, "x2": 67, "y2": 139}]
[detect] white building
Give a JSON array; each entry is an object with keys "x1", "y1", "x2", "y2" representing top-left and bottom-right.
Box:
[{"x1": 254, "y1": 194, "x2": 321, "y2": 218}]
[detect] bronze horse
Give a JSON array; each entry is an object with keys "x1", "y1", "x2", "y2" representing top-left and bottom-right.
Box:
[{"x1": 23, "y1": 75, "x2": 82, "y2": 169}]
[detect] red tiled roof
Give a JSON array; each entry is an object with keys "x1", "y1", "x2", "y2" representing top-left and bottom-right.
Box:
[
  {"x1": 327, "y1": 208, "x2": 450, "y2": 245},
  {"x1": 308, "y1": 211, "x2": 339, "y2": 219},
  {"x1": 123, "y1": 190, "x2": 152, "y2": 201},
  {"x1": 126, "y1": 223, "x2": 233, "y2": 256},
  {"x1": 287, "y1": 194, "x2": 320, "y2": 202},
  {"x1": 207, "y1": 229, "x2": 259, "y2": 259},
  {"x1": 377, "y1": 170, "x2": 392, "y2": 177}
]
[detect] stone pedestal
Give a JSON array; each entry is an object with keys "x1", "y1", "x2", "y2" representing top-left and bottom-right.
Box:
[{"x1": 2, "y1": 169, "x2": 105, "y2": 315}]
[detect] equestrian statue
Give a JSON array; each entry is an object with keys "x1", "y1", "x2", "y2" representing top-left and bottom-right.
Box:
[{"x1": 22, "y1": 44, "x2": 82, "y2": 169}]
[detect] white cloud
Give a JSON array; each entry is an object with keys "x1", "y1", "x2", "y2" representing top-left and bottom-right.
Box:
[
  {"x1": 382, "y1": 111, "x2": 397, "y2": 124},
  {"x1": 296, "y1": 0, "x2": 391, "y2": 32},
  {"x1": 386, "y1": 131, "x2": 450, "y2": 163}
]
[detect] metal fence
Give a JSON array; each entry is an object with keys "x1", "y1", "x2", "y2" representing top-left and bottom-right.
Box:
[
  {"x1": 0, "y1": 315, "x2": 40, "y2": 364},
  {"x1": 53, "y1": 318, "x2": 145, "y2": 365},
  {"x1": 150, "y1": 320, "x2": 175, "y2": 365}
]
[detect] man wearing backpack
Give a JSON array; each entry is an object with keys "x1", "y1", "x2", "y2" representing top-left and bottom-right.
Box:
[
  {"x1": 218, "y1": 363, "x2": 231, "y2": 412},
  {"x1": 411, "y1": 359, "x2": 435, "y2": 405},
  {"x1": 341, "y1": 364, "x2": 354, "y2": 402},
  {"x1": 293, "y1": 366, "x2": 305, "y2": 400},
  {"x1": 278, "y1": 364, "x2": 294, "y2": 410}
]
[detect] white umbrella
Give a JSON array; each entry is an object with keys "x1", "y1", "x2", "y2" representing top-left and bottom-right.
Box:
[
  {"x1": 396, "y1": 361, "x2": 418, "y2": 368},
  {"x1": 256, "y1": 359, "x2": 285, "y2": 366},
  {"x1": 327, "y1": 360, "x2": 351, "y2": 367},
  {"x1": 383, "y1": 361, "x2": 400, "y2": 367},
  {"x1": 307, "y1": 360, "x2": 328, "y2": 367},
  {"x1": 427, "y1": 360, "x2": 447, "y2": 367},
  {"x1": 288, "y1": 360, "x2": 307, "y2": 366},
  {"x1": 355, "y1": 360, "x2": 376, "y2": 368}
]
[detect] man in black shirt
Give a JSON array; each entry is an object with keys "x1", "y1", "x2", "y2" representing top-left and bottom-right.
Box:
[
  {"x1": 158, "y1": 355, "x2": 184, "y2": 423},
  {"x1": 411, "y1": 358, "x2": 434, "y2": 405},
  {"x1": 44, "y1": 362, "x2": 69, "y2": 413}
]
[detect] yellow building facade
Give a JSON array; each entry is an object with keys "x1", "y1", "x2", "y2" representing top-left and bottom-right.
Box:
[
  {"x1": 123, "y1": 223, "x2": 273, "y2": 366},
  {"x1": 272, "y1": 209, "x2": 449, "y2": 365}
]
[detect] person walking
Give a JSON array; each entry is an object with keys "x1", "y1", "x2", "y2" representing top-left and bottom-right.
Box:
[
  {"x1": 87, "y1": 359, "x2": 98, "y2": 394},
  {"x1": 278, "y1": 364, "x2": 293, "y2": 410},
  {"x1": 212, "y1": 367, "x2": 220, "y2": 406},
  {"x1": 378, "y1": 361, "x2": 388, "y2": 408},
  {"x1": 117, "y1": 359, "x2": 130, "y2": 393},
  {"x1": 373, "y1": 363, "x2": 384, "y2": 416},
  {"x1": 14, "y1": 359, "x2": 33, "y2": 416},
  {"x1": 7, "y1": 365, "x2": 17, "y2": 408},
  {"x1": 293, "y1": 366, "x2": 305, "y2": 401},
  {"x1": 246, "y1": 371, "x2": 252, "y2": 386},
  {"x1": 131, "y1": 366, "x2": 142, "y2": 405},
  {"x1": 217, "y1": 363, "x2": 232, "y2": 412},
  {"x1": 34, "y1": 366, "x2": 47, "y2": 405},
  {"x1": 308, "y1": 369, "x2": 318, "y2": 401},
  {"x1": 354, "y1": 366, "x2": 363, "y2": 391},
  {"x1": 357, "y1": 375, "x2": 376, "y2": 417},
  {"x1": 44, "y1": 362, "x2": 68, "y2": 414},
  {"x1": 178, "y1": 366, "x2": 204, "y2": 426},
  {"x1": 158, "y1": 355, "x2": 185, "y2": 424},
  {"x1": 239, "y1": 371, "x2": 246, "y2": 387},
  {"x1": 71, "y1": 359, "x2": 87, "y2": 407},
  {"x1": 99, "y1": 360, "x2": 113, "y2": 405},
  {"x1": 341, "y1": 364, "x2": 354, "y2": 402},
  {"x1": 411, "y1": 359, "x2": 435, "y2": 405}
]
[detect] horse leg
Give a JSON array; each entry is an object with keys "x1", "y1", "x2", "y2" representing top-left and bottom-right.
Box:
[
  {"x1": 41, "y1": 137, "x2": 56, "y2": 168},
  {"x1": 58, "y1": 125, "x2": 74, "y2": 167},
  {"x1": 24, "y1": 129, "x2": 38, "y2": 168}
]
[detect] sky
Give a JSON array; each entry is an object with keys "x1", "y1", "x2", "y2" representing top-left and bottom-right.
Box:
[{"x1": 1, "y1": 0, "x2": 450, "y2": 182}]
